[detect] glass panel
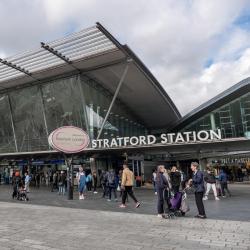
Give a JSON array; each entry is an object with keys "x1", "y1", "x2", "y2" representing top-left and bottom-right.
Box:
[
  {"x1": 41, "y1": 75, "x2": 87, "y2": 134},
  {"x1": 10, "y1": 86, "x2": 48, "y2": 152},
  {"x1": 0, "y1": 95, "x2": 16, "y2": 152}
]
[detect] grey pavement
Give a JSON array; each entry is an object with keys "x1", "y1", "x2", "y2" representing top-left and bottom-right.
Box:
[
  {"x1": 0, "y1": 201, "x2": 250, "y2": 250},
  {"x1": 0, "y1": 184, "x2": 250, "y2": 221}
]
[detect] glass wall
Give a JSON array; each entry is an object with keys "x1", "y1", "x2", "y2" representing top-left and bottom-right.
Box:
[
  {"x1": 181, "y1": 93, "x2": 250, "y2": 139},
  {"x1": 0, "y1": 73, "x2": 146, "y2": 153},
  {"x1": 0, "y1": 95, "x2": 16, "y2": 152},
  {"x1": 9, "y1": 86, "x2": 48, "y2": 152},
  {"x1": 80, "y1": 77, "x2": 146, "y2": 139}
]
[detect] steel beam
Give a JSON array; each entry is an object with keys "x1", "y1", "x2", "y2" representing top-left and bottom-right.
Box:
[{"x1": 97, "y1": 60, "x2": 131, "y2": 140}]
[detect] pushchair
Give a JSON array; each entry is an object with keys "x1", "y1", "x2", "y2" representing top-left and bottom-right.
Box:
[
  {"x1": 163, "y1": 187, "x2": 190, "y2": 219},
  {"x1": 12, "y1": 185, "x2": 29, "y2": 201}
]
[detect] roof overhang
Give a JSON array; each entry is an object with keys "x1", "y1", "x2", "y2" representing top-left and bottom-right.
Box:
[
  {"x1": 171, "y1": 77, "x2": 250, "y2": 131},
  {"x1": 0, "y1": 22, "x2": 181, "y2": 129}
]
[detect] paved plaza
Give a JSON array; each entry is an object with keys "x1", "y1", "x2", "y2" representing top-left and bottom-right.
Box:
[{"x1": 0, "y1": 184, "x2": 250, "y2": 250}]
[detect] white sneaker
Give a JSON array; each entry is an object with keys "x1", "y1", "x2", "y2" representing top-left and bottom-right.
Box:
[
  {"x1": 157, "y1": 214, "x2": 163, "y2": 218},
  {"x1": 154, "y1": 192, "x2": 157, "y2": 195},
  {"x1": 107, "y1": 199, "x2": 111, "y2": 202},
  {"x1": 215, "y1": 197, "x2": 220, "y2": 200},
  {"x1": 94, "y1": 191, "x2": 98, "y2": 194},
  {"x1": 203, "y1": 196, "x2": 208, "y2": 201}
]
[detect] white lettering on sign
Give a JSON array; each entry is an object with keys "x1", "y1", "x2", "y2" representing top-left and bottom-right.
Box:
[{"x1": 91, "y1": 129, "x2": 222, "y2": 149}]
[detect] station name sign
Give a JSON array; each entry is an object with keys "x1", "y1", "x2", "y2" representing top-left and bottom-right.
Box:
[{"x1": 92, "y1": 129, "x2": 222, "y2": 149}]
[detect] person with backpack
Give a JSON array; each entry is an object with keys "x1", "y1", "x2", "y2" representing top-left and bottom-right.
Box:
[
  {"x1": 86, "y1": 172, "x2": 93, "y2": 191},
  {"x1": 107, "y1": 169, "x2": 118, "y2": 202},
  {"x1": 119, "y1": 164, "x2": 140, "y2": 208}
]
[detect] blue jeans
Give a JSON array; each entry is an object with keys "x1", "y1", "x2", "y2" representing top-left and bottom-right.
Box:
[{"x1": 59, "y1": 185, "x2": 65, "y2": 195}]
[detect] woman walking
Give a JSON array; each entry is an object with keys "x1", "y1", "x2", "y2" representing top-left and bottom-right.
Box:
[
  {"x1": 78, "y1": 167, "x2": 86, "y2": 200},
  {"x1": 156, "y1": 165, "x2": 171, "y2": 218}
]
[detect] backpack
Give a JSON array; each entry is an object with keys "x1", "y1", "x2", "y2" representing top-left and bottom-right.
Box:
[{"x1": 108, "y1": 172, "x2": 115, "y2": 185}]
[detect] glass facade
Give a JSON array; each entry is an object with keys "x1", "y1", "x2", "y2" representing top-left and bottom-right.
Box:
[
  {"x1": 0, "y1": 74, "x2": 146, "y2": 153},
  {"x1": 181, "y1": 92, "x2": 250, "y2": 139}
]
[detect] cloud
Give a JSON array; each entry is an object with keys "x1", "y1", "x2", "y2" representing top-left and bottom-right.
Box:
[{"x1": 1, "y1": 0, "x2": 250, "y2": 116}]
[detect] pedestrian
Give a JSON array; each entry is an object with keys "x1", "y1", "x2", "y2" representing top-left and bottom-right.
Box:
[
  {"x1": 203, "y1": 166, "x2": 220, "y2": 200},
  {"x1": 156, "y1": 165, "x2": 171, "y2": 218},
  {"x1": 170, "y1": 166, "x2": 181, "y2": 193},
  {"x1": 58, "y1": 171, "x2": 66, "y2": 195},
  {"x1": 78, "y1": 167, "x2": 86, "y2": 200},
  {"x1": 119, "y1": 164, "x2": 140, "y2": 208},
  {"x1": 188, "y1": 162, "x2": 206, "y2": 219},
  {"x1": 107, "y1": 169, "x2": 118, "y2": 202},
  {"x1": 36, "y1": 173, "x2": 40, "y2": 189},
  {"x1": 93, "y1": 171, "x2": 98, "y2": 194},
  {"x1": 51, "y1": 172, "x2": 58, "y2": 192},
  {"x1": 218, "y1": 169, "x2": 232, "y2": 197},
  {"x1": 45, "y1": 172, "x2": 49, "y2": 187},
  {"x1": 12, "y1": 171, "x2": 22, "y2": 199},
  {"x1": 100, "y1": 170, "x2": 108, "y2": 198},
  {"x1": 24, "y1": 172, "x2": 30, "y2": 193},
  {"x1": 86, "y1": 172, "x2": 92, "y2": 191},
  {"x1": 152, "y1": 169, "x2": 157, "y2": 195}
]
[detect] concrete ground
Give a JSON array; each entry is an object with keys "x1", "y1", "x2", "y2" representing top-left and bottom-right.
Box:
[
  {"x1": 0, "y1": 184, "x2": 250, "y2": 249},
  {"x1": 0, "y1": 201, "x2": 250, "y2": 250},
  {"x1": 0, "y1": 184, "x2": 249, "y2": 221}
]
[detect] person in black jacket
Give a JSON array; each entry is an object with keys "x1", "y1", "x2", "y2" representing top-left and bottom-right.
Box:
[
  {"x1": 170, "y1": 166, "x2": 181, "y2": 193},
  {"x1": 203, "y1": 166, "x2": 220, "y2": 201},
  {"x1": 188, "y1": 162, "x2": 206, "y2": 219},
  {"x1": 156, "y1": 165, "x2": 171, "y2": 218}
]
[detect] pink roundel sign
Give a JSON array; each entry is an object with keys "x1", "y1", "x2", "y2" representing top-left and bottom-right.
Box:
[{"x1": 48, "y1": 126, "x2": 90, "y2": 154}]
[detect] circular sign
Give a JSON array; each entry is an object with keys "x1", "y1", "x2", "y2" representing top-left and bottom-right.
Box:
[{"x1": 48, "y1": 126, "x2": 90, "y2": 154}]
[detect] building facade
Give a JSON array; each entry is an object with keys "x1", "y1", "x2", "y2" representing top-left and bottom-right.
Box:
[{"x1": 0, "y1": 23, "x2": 250, "y2": 184}]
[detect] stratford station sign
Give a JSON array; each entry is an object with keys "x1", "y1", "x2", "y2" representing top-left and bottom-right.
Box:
[{"x1": 92, "y1": 129, "x2": 222, "y2": 149}]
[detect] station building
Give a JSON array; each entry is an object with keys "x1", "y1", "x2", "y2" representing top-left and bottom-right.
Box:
[{"x1": 0, "y1": 23, "x2": 249, "y2": 184}]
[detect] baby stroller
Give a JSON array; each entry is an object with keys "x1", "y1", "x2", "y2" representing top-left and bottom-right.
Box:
[
  {"x1": 17, "y1": 187, "x2": 29, "y2": 201},
  {"x1": 12, "y1": 184, "x2": 29, "y2": 201},
  {"x1": 164, "y1": 188, "x2": 190, "y2": 218}
]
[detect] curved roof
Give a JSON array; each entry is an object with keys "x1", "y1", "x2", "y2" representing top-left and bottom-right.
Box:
[
  {"x1": 171, "y1": 77, "x2": 250, "y2": 131},
  {"x1": 0, "y1": 22, "x2": 180, "y2": 129}
]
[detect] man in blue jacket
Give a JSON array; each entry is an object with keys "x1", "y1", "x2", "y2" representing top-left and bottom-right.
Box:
[
  {"x1": 188, "y1": 162, "x2": 206, "y2": 219},
  {"x1": 218, "y1": 169, "x2": 232, "y2": 197}
]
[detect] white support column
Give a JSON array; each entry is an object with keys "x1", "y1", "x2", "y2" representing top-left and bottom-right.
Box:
[
  {"x1": 97, "y1": 61, "x2": 131, "y2": 140},
  {"x1": 210, "y1": 113, "x2": 216, "y2": 130}
]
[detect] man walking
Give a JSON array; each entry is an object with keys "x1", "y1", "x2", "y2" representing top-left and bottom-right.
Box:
[
  {"x1": 219, "y1": 169, "x2": 232, "y2": 197},
  {"x1": 119, "y1": 164, "x2": 140, "y2": 208},
  {"x1": 188, "y1": 162, "x2": 206, "y2": 219},
  {"x1": 107, "y1": 169, "x2": 117, "y2": 201},
  {"x1": 203, "y1": 166, "x2": 220, "y2": 200}
]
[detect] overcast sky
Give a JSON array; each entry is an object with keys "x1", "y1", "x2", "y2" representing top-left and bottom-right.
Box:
[{"x1": 1, "y1": 0, "x2": 250, "y2": 115}]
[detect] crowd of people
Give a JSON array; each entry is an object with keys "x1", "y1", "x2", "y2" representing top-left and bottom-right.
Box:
[
  {"x1": 153, "y1": 162, "x2": 233, "y2": 219},
  {"x1": 9, "y1": 161, "x2": 234, "y2": 219}
]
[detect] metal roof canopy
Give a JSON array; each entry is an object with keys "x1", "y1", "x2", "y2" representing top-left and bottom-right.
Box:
[{"x1": 0, "y1": 22, "x2": 181, "y2": 129}]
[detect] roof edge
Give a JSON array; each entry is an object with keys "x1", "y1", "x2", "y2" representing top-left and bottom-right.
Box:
[{"x1": 171, "y1": 77, "x2": 250, "y2": 131}]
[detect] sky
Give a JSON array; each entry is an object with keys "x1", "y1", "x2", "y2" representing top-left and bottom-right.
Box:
[{"x1": 1, "y1": 0, "x2": 250, "y2": 116}]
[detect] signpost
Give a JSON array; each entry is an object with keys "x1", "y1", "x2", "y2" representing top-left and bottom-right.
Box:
[{"x1": 48, "y1": 126, "x2": 90, "y2": 200}]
